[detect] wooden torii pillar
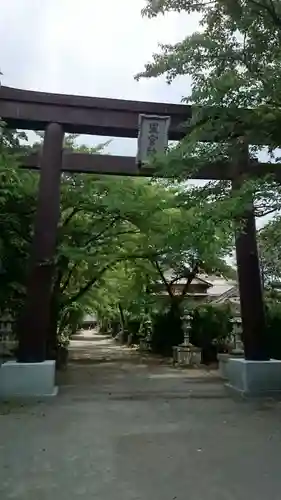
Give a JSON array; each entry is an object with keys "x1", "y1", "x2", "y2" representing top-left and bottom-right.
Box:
[
  {"x1": 17, "y1": 123, "x2": 64, "y2": 362},
  {"x1": 234, "y1": 206, "x2": 268, "y2": 360},
  {"x1": 231, "y1": 144, "x2": 268, "y2": 361}
]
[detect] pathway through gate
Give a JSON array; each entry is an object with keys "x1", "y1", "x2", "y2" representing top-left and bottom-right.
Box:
[
  {"x1": 2, "y1": 330, "x2": 281, "y2": 500},
  {"x1": 58, "y1": 329, "x2": 221, "y2": 398}
]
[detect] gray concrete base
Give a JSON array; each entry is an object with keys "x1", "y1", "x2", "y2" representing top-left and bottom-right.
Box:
[
  {"x1": 0, "y1": 360, "x2": 58, "y2": 398},
  {"x1": 226, "y1": 358, "x2": 281, "y2": 397},
  {"x1": 218, "y1": 351, "x2": 244, "y2": 380},
  {"x1": 218, "y1": 353, "x2": 230, "y2": 380}
]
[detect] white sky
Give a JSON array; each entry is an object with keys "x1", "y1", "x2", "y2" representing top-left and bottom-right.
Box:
[{"x1": 0, "y1": 0, "x2": 198, "y2": 155}]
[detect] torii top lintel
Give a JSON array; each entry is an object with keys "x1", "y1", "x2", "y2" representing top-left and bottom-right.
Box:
[
  {"x1": 2, "y1": 86, "x2": 281, "y2": 181},
  {"x1": 0, "y1": 86, "x2": 190, "y2": 140}
]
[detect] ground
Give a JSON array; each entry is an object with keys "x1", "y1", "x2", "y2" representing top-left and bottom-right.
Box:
[{"x1": 1, "y1": 331, "x2": 281, "y2": 499}]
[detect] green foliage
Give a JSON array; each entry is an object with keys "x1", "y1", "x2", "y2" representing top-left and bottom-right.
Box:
[
  {"x1": 0, "y1": 131, "x2": 235, "y2": 357},
  {"x1": 147, "y1": 301, "x2": 234, "y2": 360},
  {"x1": 150, "y1": 301, "x2": 184, "y2": 356},
  {"x1": 265, "y1": 302, "x2": 281, "y2": 359},
  {"x1": 190, "y1": 303, "x2": 233, "y2": 349},
  {"x1": 137, "y1": 0, "x2": 281, "y2": 219},
  {"x1": 80, "y1": 177, "x2": 235, "y2": 339},
  {"x1": 0, "y1": 131, "x2": 37, "y2": 317},
  {"x1": 259, "y1": 216, "x2": 281, "y2": 284},
  {"x1": 141, "y1": 1, "x2": 281, "y2": 118},
  {"x1": 137, "y1": 2, "x2": 281, "y2": 363}
]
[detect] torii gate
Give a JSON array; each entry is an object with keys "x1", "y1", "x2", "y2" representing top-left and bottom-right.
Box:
[{"x1": 0, "y1": 86, "x2": 276, "y2": 363}]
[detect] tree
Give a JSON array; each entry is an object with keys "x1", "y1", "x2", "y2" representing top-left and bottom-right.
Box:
[
  {"x1": 1, "y1": 119, "x2": 241, "y2": 363},
  {"x1": 0, "y1": 129, "x2": 37, "y2": 318},
  {"x1": 141, "y1": 1, "x2": 281, "y2": 118},
  {"x1": 89, "y1": 182, "x2": 235, "y2": 354},
  {"x1": 259, "y1": 216, "x2": 281, "y2": 286},
  {"x1": 0, "y1": 130, "x2": 233, "y2": 357},
  {"x1": 91, "y1": 259, "x2": 156, "y2": 341},
  {"x1": 137, "y1": 1, "x2": 281, "y2": 201},
  {"x1": 135, "y1": 0, "x2": 281, "y2": 360}
]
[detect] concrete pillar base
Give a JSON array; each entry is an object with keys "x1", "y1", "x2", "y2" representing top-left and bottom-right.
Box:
[
  {"x1": 218, "y1": 351, "x2": 244, "y2": 380},
  {"x1": 0, "y1": 360, "x2": 58, "y2": 398},
  {"x1": 226, "y1": 358, "x2": 281, "y2": 397},
  {"x1": 218, "y1": 353, "x2": 230, "y2": 380}
]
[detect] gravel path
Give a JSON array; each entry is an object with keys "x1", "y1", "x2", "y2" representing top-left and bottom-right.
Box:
[{"x1": 1, "y1": 331, "x2": 281, "y2": 500}]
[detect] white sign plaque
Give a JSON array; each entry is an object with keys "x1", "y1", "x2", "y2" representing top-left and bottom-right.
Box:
[{"x1": 136, "y1": 114, "x2": 171, "y2": 165}]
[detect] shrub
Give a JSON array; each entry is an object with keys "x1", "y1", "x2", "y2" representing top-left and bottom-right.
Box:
[
  {"x1": 190, "y1": 304, "x2": 233, "y2": 364},
  {"x1": 265, "y1": 302, "x2": 281, "y2": 359},
  {"x1": 150, "y1": 301, "x2": 184, "y2": 356}
]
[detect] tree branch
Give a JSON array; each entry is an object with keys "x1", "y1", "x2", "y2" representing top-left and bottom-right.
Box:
[
  {"x1": 83, "y1": 216, "x2": 124, "y2": 247},
  {"x1": 65, "y1": 252, "x2": 161, "y2": 306},
  {"x1": 152, "y1": 260, "x2": 174, "y2": 298},
  {"x1": 143, "y1": 0, "x2": 215, "y2": 17},
  {"x1": 249, "y1": 0, "x2": 281, "y2": 29},
  {"x1": 255, "y1": 207, "x2": 279, "y2": 218},
  {"x1": 62, "y1": 208, "x2": 80, "y2": 227},
  {"x1": 119, "y1": 303, "x2": 126, "y2": 330},
  {"x1": 60, "y1": 262, "x2": 79, "y2": 293},
  {"x1": 181, "y1": 262, "x2": 200, "y2": 298}
]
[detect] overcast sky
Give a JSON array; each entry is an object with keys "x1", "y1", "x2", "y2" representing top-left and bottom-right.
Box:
[{"x1": 0, "y1": 0, "x2": 199, "y2": 154}]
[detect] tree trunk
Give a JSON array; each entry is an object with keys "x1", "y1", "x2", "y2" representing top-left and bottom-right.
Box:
[
  {"x1": 46, "y1": 295, "x2": 60, "y2": 360},
  {"x1": 201, "y1": 344, "x2": 218, "y2": 365},
  {"x1": 118, "y1": 303, "x2": 126, "y2": 330}
]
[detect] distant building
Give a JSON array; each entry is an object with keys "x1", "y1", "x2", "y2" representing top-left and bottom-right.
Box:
[
  {"x1": 154, "y1": 272, "x2": 213, "y2": 302},
  {"x1": 82, "y1": 314, "x2": 97, "y2": 328},
  {"x1": 154, "y1": 270, "x2": 241, "y2": 314},
  {"x1": 207, "y1": 277, "x2": 241, "y2": 323}
]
